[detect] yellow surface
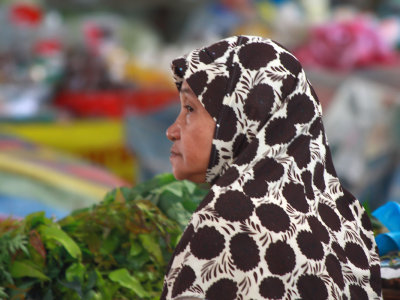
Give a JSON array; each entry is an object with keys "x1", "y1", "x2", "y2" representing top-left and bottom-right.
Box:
[
  {"x1": 0, "y1": 119, "x2": 136, "y2": 182},
  {"x1": 0, "y1": 119, "x2": 124, "y2": 151}
]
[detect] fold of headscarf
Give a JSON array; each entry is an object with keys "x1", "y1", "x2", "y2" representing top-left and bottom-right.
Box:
[{"x1": 163, "y1": 36, "x2": 381, "y2": 300}]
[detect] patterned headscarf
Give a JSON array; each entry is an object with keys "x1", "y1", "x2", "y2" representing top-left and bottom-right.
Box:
[{"x1": 162, "y1": 36, "x2": 381, "y2": 300}]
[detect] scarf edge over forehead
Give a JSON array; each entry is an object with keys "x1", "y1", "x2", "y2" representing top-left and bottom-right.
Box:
[{"x1": 164, "y1": 35, "x2": 381, "y2": 300}]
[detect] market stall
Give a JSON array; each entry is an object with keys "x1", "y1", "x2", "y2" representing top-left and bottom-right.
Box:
[{"x1": 0, "y1": 0, "x2": 399, "y2": 298}]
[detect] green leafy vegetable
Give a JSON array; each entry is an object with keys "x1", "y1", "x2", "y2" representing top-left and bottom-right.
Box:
[
  {"x1": 11, "y1": 260, "x2": 49, "y2": 281},
  {"x1": 109, "y1": 268, "x2": 149, "y2": 298},
  {"x1": 40, "y1": 226, "x2": 82, "y2": 259},
  {"x1": 0, "y1": 173, "x2": 208, "y2": 299}
]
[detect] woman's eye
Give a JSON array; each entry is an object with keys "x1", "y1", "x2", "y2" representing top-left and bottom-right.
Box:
[{"x1": 184, "y1": 105, "x2": 194, "y2": 113}]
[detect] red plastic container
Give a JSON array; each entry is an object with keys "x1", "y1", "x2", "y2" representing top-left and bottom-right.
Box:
[{"x1": 54, "y1": 89, "x2": 179, "y2": 118}]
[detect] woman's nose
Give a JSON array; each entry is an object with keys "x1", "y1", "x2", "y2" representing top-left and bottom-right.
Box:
[{"x1": 166, "y1": 120, "x2": 180, "y2": 141}]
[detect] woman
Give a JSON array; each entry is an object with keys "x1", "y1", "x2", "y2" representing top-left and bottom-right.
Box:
[{"x1": 163, "y1": 36, "x2": 381, "y2": 300}]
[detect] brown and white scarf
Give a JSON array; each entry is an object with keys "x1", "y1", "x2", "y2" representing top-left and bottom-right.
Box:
[{"x1": 161, "y1": 35, "x2": 382, "y2": 300}]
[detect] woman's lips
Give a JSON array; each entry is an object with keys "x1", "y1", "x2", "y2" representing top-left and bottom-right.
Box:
[{"x1": 170, "y1": 148, "x2": 181, "y2": 158}]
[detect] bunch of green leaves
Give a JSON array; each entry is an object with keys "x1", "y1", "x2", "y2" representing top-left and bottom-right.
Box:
[
  {"x1": 116, "y1": 173, "x2": 209, "y2": 230},
  {"x1": 0, "y1": 218, "x2": 29, "y2": 299},
  {"x1": 0, "y1": 173, "x2": 209, "y2": 299}
]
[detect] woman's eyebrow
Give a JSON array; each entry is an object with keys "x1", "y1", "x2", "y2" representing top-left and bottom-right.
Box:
[
  {"x1": 180, "y1": 87, "x2": 191, "y2": 95},
  {"x1": 180, "y1": 87, "x2": 194, "y2": 96}
]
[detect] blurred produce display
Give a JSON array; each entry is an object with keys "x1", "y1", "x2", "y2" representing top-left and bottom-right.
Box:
[
  {"x1": 0, "y1": 173, "x2": 207, "y2": 299},
  {"x1": 0, "y1": 1, "x2": 177, "y2": 121},
  {"x1": 294, "y1": 15, "x2": 398, "y2": 71},
  {"x1": 0, "y1": 3, "x2": 63, "y2": 120}
]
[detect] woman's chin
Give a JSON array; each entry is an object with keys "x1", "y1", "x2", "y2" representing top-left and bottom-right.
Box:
[
  {"x1": 172, "y1": 173, "x2": 183, "y2": 181},
  {"x1": 172, "y1": 169, "x2": 205, "y2": 183},
  {"x1": 171, "y1": 168, "x2": 185, "y2": 181}
]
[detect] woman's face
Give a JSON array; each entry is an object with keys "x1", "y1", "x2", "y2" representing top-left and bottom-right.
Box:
[{"x1": 166, "y1": 81, "x2": 216, "y2": 183}]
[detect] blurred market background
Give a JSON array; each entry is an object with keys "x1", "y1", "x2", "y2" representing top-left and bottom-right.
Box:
[{"x1": 0, "y1": 0, "x2": 399, "y2": 220}]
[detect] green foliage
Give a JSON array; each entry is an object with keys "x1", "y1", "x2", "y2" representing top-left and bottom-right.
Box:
[{"x1": 0, "y1": 173, "x2": 208, "y2": 299}]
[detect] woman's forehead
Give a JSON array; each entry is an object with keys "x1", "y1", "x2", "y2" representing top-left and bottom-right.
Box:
[{"x1": 180, "y1": 81, "x2": 197, "y2": 97}]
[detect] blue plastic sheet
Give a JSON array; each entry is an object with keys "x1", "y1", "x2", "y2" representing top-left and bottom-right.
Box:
[
  {"x1": 0, "y1": 194, "x2": 68, "y2": 219},
  {"x1": 372, "y1": 201, "x2": 400, "y2": 256}
]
